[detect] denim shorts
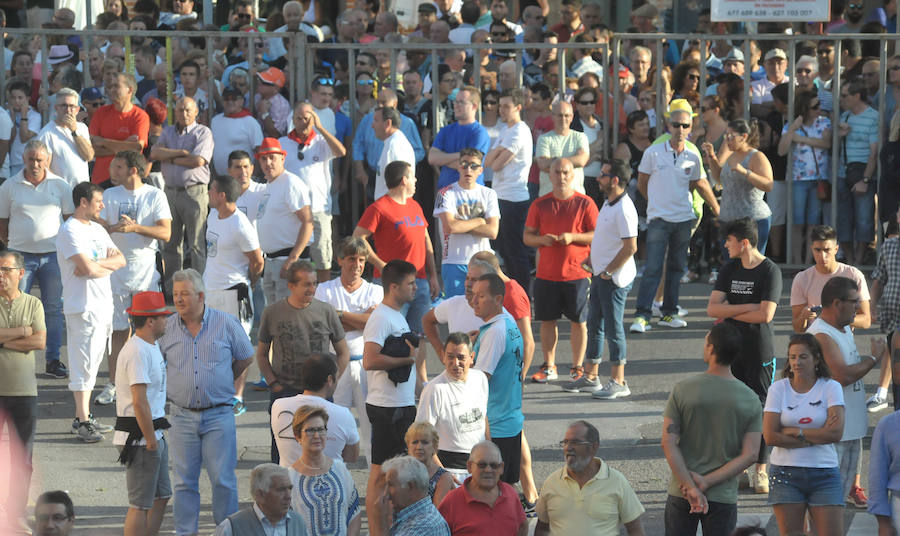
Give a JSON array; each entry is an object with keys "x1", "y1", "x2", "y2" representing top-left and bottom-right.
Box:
[{"x1": 767, "y1": 464, "x2": 843, "y2": 506}]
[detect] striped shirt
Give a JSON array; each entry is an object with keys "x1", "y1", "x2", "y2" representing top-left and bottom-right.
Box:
[
  {"x1": 390, "y1": 496, "x2": 450, "y2": 536},
  {"x1": 840, "y1": 106, "x2": 879, "y2": 171},
  {"x1": 160, "y1": 307, "x2": 254, "y2": 409}
]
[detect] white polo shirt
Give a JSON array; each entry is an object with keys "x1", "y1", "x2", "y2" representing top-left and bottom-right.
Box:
[
  {"x1": 257, "y1": 170, "x2": 314, "y2": 255},
  {"x1": 0, "y1": 170, "x2": 74, "y2": 253},
  {"x1": 590, "y1": 192, "x2": 639, "y2": 288},
  {"x1": 281, "y1": 131, "x2": 336, "y2": 214},
  {"x1": 204, "y1": 208, "x2": 260, "y2": 291},
  {"x1": 38, "y1": 121, "x2": 91, "y2": 187},
  {"x1": 638, "y1": 140, "x2": 702, "y2": 223}
]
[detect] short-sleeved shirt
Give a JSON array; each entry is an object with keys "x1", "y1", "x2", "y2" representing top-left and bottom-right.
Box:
[
  {"x1": 432, "y1": 121, "x2": 491, "y2": 189},
  {"x1": 0, "y1": 171, "x2": 73, "y2": 253},
  {"x1": 89, "y1": 104, "x2": 150, "y2": 184},
  {"x1": 363, "y1": 303, "x2": 416, "y2": 407},
  {"x1": 872, "y1": 237, "x2": 900, "y2": 332},
  {"x1": 0, "y1": 108, "x2": 11, "y2": 179},
  {"x1": 38, "y1": 121, "x2": 91, "y2": 187},
  {"x1": 56, "y1": 218, "x2": 117, "y2": 317},
  {"x1": 663, "y1": 373, "x2": 762, "y2": 504},
  {"x1": 159, "y1": 307, "x2": 255, "y2": 408},
  {"x1": 433, "y1": 295, "x2": 484, "y2": 334},
  {"x1": 491, "y1": 121, "x2": 533, "y2": 202},
  {"x1": 638, "y1": 140, "x2": 703, "y2": 223},
  {"x1": 790, "y1": 263, "x2": 870, "y2": 308},
  {"x1": 438, "y1": 480, "x2": 526, "y2": 535},
  {"x1": 0, "y1": 293, "x2": 44, "y2": 396},
  {"x1": 525, "y1": 192, "x2": 598, "y2": 282},
  {"x1": 8, "y1": 109, "x2": 42, "y2": 173},
  {"x1": 281, "y1": 130, "x2": 337, "y2": 213},
  {"x1": 257, "y1": 170, "x2": 314, "y2": 254},
  {"x1": 714, "y1": 258, "x2": 782, "y2": 369},
  {"x1": 156, "y1": 121, "x2": 214, "y2": 187},
  {"x1": 839, "y1": 107, "x2": 879, "y2": 170},
  {"x1": 209, "y1": 114, "x2": 264, "y2": 174},
  {"x1": 236, "y1": 181, "x2": 266, "y2": 225},
  {"x1": 473, "y1": 312, "x2": 523, "y2": 439},
  {"x1": 783, "y1": 116, "x2": 831, "y2": 181},
  {"x1": 590, "y1": 193, "x2": 638, "y2": 288},
  {"x1": 807, "y1": 317, "x2": 867, "y2": 441},
  {"x1": 535, "y1": 129, "x2": 589, "y2": 197},
  {"x1": 416, "y1": 369, "x2": 489, "y2": 454},
  {"x1": 765, "y1": 377, "x2": 844, "y2": 467},
  {"x1": 375, "y1": 130, "x2": 416, "y2": 201},
  {"x1": 314, "y1": 278, "x2": 384, "y2": 357},
  {"x1": 204, "y1": 209, "x2": 259, "y2": 290},
  {"x1": 357, "y1": 196, "x2": 428, "y2": 279},
  {"x1": 114, "y1": 336, "x2": 167, "y2": 445},
  {"x1": 503, "y1": 279, "x2": 531, "y2": 321},
  {"x1": 258, "y1": 298, "x2": 345, "y2": 391},
  {"x1": 535, "y1": 460, "x2": 645, "y2": 535},
  {"x1": 271, "y1": 394, "x2": 359, "y2": 466},
  {"x1": 434, "y1": 182, "x2": 499, "y2": 266}
]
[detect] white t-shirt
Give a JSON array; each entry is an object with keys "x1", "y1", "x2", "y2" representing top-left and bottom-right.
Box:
[
  {"x1": 490, "y1": 121, "x2": 532, "y2": 202},
  {"x1": 204, "y1": 209, "x2": 260, "y2": 290},
  {"x1": 806, "y1": 318, "x2": 868, "y2": 441},
  {"x1": 257, "y1": 170, "x2": 314, "y2": 254},
  {"x1": 8, "y1": 109, "x2": 42, "y2": 172},
  {"x1": 315, "y1": 278, "x2": 384, "y2": 357},
  {"x1": 37, "y1": 121, "x2": 91, "y2": 187},
  {"x1": 590, "y1": 193, "x2": 639, "y2": 288},
  {"x1": 271, "y1": 394, "x2": 360, "y2": 467},
  {"x1": 433, "y1": 182, "x2": 499, "y2": 266},
  {"x1": 0, "y1": 171, "x2": 73, "y2": 253},
  {"x1": 236, "y1": 181, "x2": 266, "y2": 225},
  {"x1": 416, "y1": 369, "x2": 489, "y2": 454},
  {"x1": 114, "y1": 336, "x2": 167, "y2": 445},
  {"x1": 0, "y1": 109, "x2": 11, "y2": 178},
  {"x1": 433, "y1": 295, "x2": 484, "y2": 334},
  {"x1": 209, "y1": 114, "x2": 264, "y2": 175},
  {"x1": 56, "y1": 218, "x2": 117, "y2": 317},
  {"x1": 363, "y1": 303, "x2": 416, "y2": 407},
  {"x1": 376, "y1": 130, "x2": 416, "y2": 200},
  {"x1": 101, "y1": 184, "x2": 172, "y2": 291},
  {"x1": 765, "y1": 377, "x2": 844, "y2": 468},
  {"x1": 281, "y1": 131, "x2": 336, "y2": 214},
  {"x1": 638, "y1": 140, "x2": 702, "y2": 223}
]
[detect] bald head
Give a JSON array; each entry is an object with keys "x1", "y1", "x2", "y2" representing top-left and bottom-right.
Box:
[
  {"x1": 376, "y1": 88, "x2": 399, "y2": 108},
  {"x1": 551, "y1": 101, "x2": 573, "y2": 133},
  {"x1": 469, "y1": 440, "x2": 502, "y2": 462}
]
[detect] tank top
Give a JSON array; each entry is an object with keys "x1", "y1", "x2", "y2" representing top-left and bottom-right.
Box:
[{"x1": 718, "y1": 149, "x2": 772, "y2": 222}]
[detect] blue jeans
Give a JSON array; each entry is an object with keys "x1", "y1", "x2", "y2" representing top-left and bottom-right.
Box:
[
  {"x1": 836, "y1": 181, "x2": 876, "y2": 243},
  {"x1": 495, "y1": 199, "x2": 532, "y2": 297},
  {"x1": 791, "y1": 180, "x2": 822, "y2": 225},
  {"x1": 720, "y1": 217, "x2": 771, "y2": 263},
  {"x1": 586, "y1": 276, "x2": 631, "y2": 365},
  {"x1": 169, "y1": 404, "x2": 238, "y2": 535},
  {"x1": 17, "y1": 252, "x2": 62, "y2": 363},
  {"x1": 635, "y1": 219, "x2": 693, "y2": 319}
]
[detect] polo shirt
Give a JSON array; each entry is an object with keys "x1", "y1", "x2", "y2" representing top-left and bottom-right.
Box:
[
  {"x1": 535, "y1": 459, "x2": 645, "y2": 536},
  {"x1": 438, "y1": 480, "x2": 526, "y2": 535},
  {"x1": 590, "y1": 192, "x2": 638, "y2": 288},
  {"x1": 0, "y1": 170, "x2": 73, "y2": 253},
  {"x1": 638, "y1": 140, "x2": 702, "y2": 223},
  {"x1": 351, "y1": 111, "x2": 425, "y2": 170},
  {"x1": 157, "y1": 121, "x2": 214, "y2": 187},
  {"x1": 0, "y1": 293, "x2": 44, "y2": 396}
]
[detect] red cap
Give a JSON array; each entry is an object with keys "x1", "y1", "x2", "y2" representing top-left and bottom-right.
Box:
[
  {"x1": 256, "y1": 137, "x2": 287, "y2": 158},
  {"x1": 126, "y1": 292, "x2": 171, "y2": 316},
  {"x1": 257, "y1": 67, "x2": 286, "y2": 88}
]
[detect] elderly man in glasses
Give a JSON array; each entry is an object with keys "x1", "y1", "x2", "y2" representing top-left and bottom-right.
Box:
[
  {"x1": 438, "y1": 441, "x2": 528, "y2": 535},
  {"x1": 534, "y1": 420, "x2": 645, "y2": 536}
]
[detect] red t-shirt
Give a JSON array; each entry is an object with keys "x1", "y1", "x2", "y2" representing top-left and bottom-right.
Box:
[
  {"x1": 438, "y1": 480, "x2": 527, "y2": 536},
  {"x1": 525, "y1": 192, "x2": 598, "y2": 282},
  {"x1": 357, "y1": 195, "x2": 428, "y2": 279},
  {"x1": 503, "y1": 279, "x2": 530, "y2": 320},
  {"x1": 89, "y1": 104, "x2": 150, "y2": 184},
  {"x1": 528, "y1": 115, "x2": 554, "y2": 185}
]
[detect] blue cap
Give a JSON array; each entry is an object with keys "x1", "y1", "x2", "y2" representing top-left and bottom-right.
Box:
[{"x1": 80, "y1": 87, "x2": 103, "y2": 102}]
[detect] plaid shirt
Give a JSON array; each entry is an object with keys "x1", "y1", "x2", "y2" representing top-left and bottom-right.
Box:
[
  {"x1": 873, "y1": 236, "x2": 900, "y2": 333},
  {"x1": 390, "y1": 497, "x2": 450, "y2": 536}
]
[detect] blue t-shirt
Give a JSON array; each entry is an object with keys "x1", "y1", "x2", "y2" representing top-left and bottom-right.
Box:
[
  {"x1": 432, "y1": 122, "x2": 491, "y2": 189},
  {"x1": 472, "y1": 312, "x2": 523, "y2": 438}
]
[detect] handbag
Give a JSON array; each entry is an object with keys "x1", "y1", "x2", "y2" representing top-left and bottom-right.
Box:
[{"x1": 801, "y1": 127, "x2": 831, "y2": 202}]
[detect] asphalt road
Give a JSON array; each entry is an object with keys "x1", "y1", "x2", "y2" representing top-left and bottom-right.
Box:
[{"x1": 14, "y1": 279, "x2": 888, "y2": 534}]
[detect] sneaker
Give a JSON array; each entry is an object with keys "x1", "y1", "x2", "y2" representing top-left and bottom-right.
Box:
[
  {"x1": 75, "y1": 421, "x2": 103, "y2": 443},
  {"x1": 232, "y1": 398, "x2": 247, "y2": 416},
  {"x1": 569, "y1": 366, "x2": 584, "y2": 381},
  {"x1": 755, "y1": 470, "x2": 769, "y2": 494},
  {"x1": 250, "y1": 377, "x2": 269, "y2": 391},
  {"x1": 651, "y1": 301, "x2": 663, "y2": 318},
  {"x1": 93, "y1": 383, "x2": 116, "y2": 405},
  {"x1": 867, "y1": 394, "x2": 888, "y2": 413},
  {"x1": 531, "y1": 364, "x2": 558, "y2": 383},
  {"x1": 521, "y1": 497, "x2": 537, "y2": 518},
  {"x1": 630, "y1": 317, "x2": 651, "y2": 333},
  {"x1": 592, "y1": 380, "x2": 631, "y2": 399},
  {"x1": 847, "y1": 485, "x2": 868, "y2": 508},
  {"x1": 676, "y1": 305, "x2": 689, "y2": 317},
  {"x1": 71, "y1": 415, "x2": 113, "y2": 434},
  {"x1": 45, "y1": 360, "x2": 68, "y2": 379},
  {"x1": 658, "y1": 315, "x2": 687, "y2": 328},
  {"x1": 562, "y1": 375, "x2": 600, "y2": 393},
  {"x1": 708, "y1": 270, "x2": 719, "y2": 285}
]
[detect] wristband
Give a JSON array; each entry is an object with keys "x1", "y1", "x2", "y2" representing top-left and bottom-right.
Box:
[{"x1": 869, "y1": 354, "x2": 878, "y2": 363}]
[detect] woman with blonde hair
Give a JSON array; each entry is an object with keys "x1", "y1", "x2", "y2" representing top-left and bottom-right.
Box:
[{"x1": 405, "y1": 421, "x2": 454, "y2": 506}]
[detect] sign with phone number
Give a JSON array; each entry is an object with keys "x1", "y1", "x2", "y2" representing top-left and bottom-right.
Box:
[{"x1": 711, "y1": 0, "x2": 830, "y2": 22}]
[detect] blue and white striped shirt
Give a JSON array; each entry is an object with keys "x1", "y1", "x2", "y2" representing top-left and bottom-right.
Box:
[{"x1": 160, "y1": 307, "x2": 254, "y2": 409}]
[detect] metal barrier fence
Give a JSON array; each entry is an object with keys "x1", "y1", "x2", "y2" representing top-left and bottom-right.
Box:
[{"x1": 5, "y1": 27, "x2": 899, "y2": 267}]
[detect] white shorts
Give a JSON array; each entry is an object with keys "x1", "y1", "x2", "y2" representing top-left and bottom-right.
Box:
[
  {"x1": 310, "y1": 212, "x2": 333, "y2": 271},
  {"x1": 332, "y1": 360, "x2": 370, "y2": 463},
  {"x1": 205, "y1": 288, "x2": 252, "y2": 336},
  {"x1": 768, "y1": 181, "x2": 787, "y2": 226},
  {"x1": 66, "y1": 312, "x2": 112, "y2": 392},
  {"x1": 263, "y1": 257, "x2": 291, "y2": 306}
]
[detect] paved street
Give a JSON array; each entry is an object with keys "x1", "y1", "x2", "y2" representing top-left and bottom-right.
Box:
[{"x1": 13, "y1": 279, "x2": 888, "y2": 534}]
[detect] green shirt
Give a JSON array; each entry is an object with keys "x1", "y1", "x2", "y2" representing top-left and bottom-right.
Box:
[
  {"x1": 663, "y1": 373, "x2": 762, "y2": 504},
  {"x1": 0, "y1": 293, "x2": 44, "y2": 396}
]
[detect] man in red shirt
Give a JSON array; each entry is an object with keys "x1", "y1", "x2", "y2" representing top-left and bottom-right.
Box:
[
  {"x1": 89, "y1": 73, "x2": 149, "y2": 187},
  {"x1": 523, "y1": 158, "x2": 597, "y2": 384},
  {"x1": 352, "y1": 160, "x2": 440, "y2": 388}
]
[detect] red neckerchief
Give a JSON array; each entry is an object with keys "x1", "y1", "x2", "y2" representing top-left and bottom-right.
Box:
[
  {"x1": 287, "y1": 129, "x2": 316, "y2": 146},
  {"x1": 225, "y1": 109, "x2": 252, "y2": 118}
]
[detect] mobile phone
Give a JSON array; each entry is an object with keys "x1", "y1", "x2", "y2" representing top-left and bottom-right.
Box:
[{"x1": 810, "y1": 305, "x2": 823, "y2": 314}]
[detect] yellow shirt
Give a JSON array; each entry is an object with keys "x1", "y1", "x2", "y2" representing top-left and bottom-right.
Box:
[{"x1": 535, "y1": 458, "x2": 644, "y2": 535}]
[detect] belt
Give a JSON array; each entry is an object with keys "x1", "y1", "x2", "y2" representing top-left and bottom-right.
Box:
[
  {"x1": 265, "y1": 246, "x2": 309, "y2": 259},
  {"x1": 166, "y1": 184, "x2": 205, "y2": 191},
  {"x1": 183, "y1": 402, "x2": 232, "y2": 412}
]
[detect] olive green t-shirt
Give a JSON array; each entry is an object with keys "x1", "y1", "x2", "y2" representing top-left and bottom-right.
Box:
[
  {"x1": 0, "y1": 293, "x2": 45, "y2": 396},
  {"x1": 663, "y1": 373, "x2": 762, "y2": 504}
]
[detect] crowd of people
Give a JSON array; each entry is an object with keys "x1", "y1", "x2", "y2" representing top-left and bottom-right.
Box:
[{"x1": 4, "y1": 0, "x2": 900, "y2": 535}]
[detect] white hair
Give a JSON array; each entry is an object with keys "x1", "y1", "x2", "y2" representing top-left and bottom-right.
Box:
[
  {"x1": 796, "y1": 55, "x2": 818, "y2": 73},
  {"x1": 55, "y1": 87, "x2": 79, "y2": 102},
  {"x1": 382, "y1": 455, "x2": 429, "y2": 491},
  {"x1": 172, "y1": 268, "x2": 205, "y2": 294},
  {"x1": 251, "y1": 463, "x2": 289, "y2": 495}
]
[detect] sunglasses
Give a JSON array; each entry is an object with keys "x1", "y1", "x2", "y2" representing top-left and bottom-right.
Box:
[
  {"x1": 297, "y1": 147, "x2": 305, "y2": 160},
  {"x1": 315, "y1": 78, "x2": 335, "y2": 86},
  {"x1": 848, "y1": 3, "x2": 863, "y2": 9},
  {"x1": 357, "y1": 79, "x2": 375, "y2": 85},
  {"x1": 578, "y1": 99, "x2": 596, "y2": 105},
  {"x1": 687, "y1": 74, "x2": 700, "y2": 81},
  {"x1": 474, "y1": 462, "x2": 502, "y2": 470},
  {"x1": 236, "y1": 13, "x2": 252, "y2": 19},
  {"x1": 459, "y1": 162, "x2": 482, "y2": 170},
  {"x1": 670, "y1": 122, "x2": 691, "y2": 129}
]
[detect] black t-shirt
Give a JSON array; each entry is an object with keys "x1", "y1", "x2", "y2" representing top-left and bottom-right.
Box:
[{"x1": 714, "y1": 257, "x2": 782, "y2": 365}]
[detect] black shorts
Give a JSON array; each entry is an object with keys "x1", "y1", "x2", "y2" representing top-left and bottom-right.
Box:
[
  {"x1": 533, "y1": 278, "x2": 590, "y2": 322},
  {"x1": 491, "y1": 432, "x2": 522, "y2": 485},
  {"x1": 437, "y1": 449, "x2": 469, "y2": 470},
  {"x1": 366, "y1": 404, "x2": 416, "y2": 465}
]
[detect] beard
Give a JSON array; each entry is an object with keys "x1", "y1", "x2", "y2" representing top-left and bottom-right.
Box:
[
  {"x1": 565, "y1": 454, "x2": 592, "y2": 472},
  {"x1": 846, "y1": 11, "x2": 863, "y2": 23}
]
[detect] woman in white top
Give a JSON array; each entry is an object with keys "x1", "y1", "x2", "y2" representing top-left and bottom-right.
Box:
[
  {"x1": 763, "y1": 334, "x2": 845, "y2": 536},
  {"x1": 288, "y1": 406, "x2": 362, "y2": 536}
]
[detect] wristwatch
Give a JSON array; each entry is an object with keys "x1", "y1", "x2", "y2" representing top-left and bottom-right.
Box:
[
  {"x1": 601, "y1": 271, "x2": 612, "y2": 278},
  {"x1": 863, "y1": 177, "x2": 872, "y2": 184}
]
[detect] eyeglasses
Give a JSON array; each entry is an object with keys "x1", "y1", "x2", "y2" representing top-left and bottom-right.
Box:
[
  {"x1": 687, "y1": 74, "x2": 700, "y2": 81},
  {"x1": 578, "y1": 99, "x2": 596, "y2": 105},
  {"x1": 670, "y1": 122, "x2": 691, "y2": 129},
  {"x1": 459, "y1": 162, "x2": 482, "y2": 170},
  {"x1": 474, "y1": 462, "x2": 502, "y2": 470},
  {"x1": 558, "y1": 439, "x2": 593, "y2": 448},
  {"x1": 0, "y1": 266, "x2": 20, "y2": 273},
  {"x1": 303, "y1": 426, "x2": 327, "y2": 435}
]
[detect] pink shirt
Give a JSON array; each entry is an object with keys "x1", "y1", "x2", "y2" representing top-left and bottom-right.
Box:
[
  {"x1": 790, "y1": 262, "x2": 870, "y2": 306},
  {"x1": 438, "y1": 479, "x2": 526, "y2": 536}
]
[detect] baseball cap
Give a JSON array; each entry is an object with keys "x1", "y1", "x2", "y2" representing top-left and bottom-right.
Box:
[{"x1": 257, "y1": 67, "x2": 286, "y2": 88}]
